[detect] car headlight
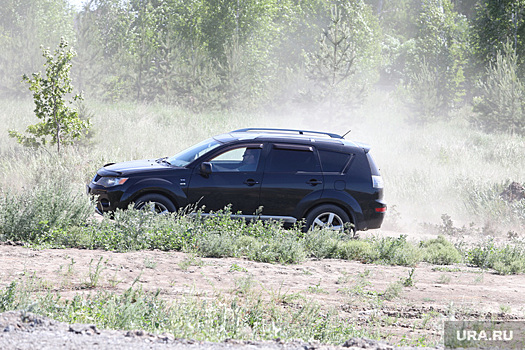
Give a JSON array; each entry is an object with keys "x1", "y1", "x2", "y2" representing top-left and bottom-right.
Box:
[{"x1": 95, "y1": 177, "x2": 129, "y2": 187}]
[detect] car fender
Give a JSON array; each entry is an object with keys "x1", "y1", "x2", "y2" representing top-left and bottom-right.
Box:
[
  {"x1": 120, "y1": 178, "x2": 188, "y2": 208},
  {"x1": 297, "y1": 190, "x2": 366, "y2": 230}
]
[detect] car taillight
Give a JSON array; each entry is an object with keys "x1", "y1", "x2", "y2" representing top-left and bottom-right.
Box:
[
  {"x1": 375, "y1": 207, "x2": 386, "y2": 213},
  {"x1": 372, "y1": 175, "x2": 383, "y2": 189}
]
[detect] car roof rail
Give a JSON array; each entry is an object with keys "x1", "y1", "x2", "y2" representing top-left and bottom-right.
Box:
[{"x1": 231, "y1": 128, "x2": 344, "y2": 139}]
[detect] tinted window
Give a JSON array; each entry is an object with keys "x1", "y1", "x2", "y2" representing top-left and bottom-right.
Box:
[
  {"x1": 319, "y1": 150, "x2": 352, "y2": 173},
  {"x1": 167, "y1": 138, "x2": 221, "y2": 166},
  {"x1": 266, "y1": 148, "x2": 320, "y2": 172},
  {"x1": 209, "y1": 147, "x2": 261, "y2": 172}
]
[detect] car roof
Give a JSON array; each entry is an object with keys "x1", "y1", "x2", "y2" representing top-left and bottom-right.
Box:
[{"x1": 214, "y1": 128, "x2": 370, "y2": 153}]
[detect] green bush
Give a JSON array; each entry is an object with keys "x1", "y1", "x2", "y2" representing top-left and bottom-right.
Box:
[
  {"x1": 466, "y1": 239, "x2": 525, "y2": 274},
  {"x1": 0, "y1": 180, "x2": 92, "y2": 243},
  {"x1": 421, "y1": 235, "x2": 462, "y2": 265},
  {"x1": 197, "y1": 233, "x2": 237, "y2": 258},
  {"x1": 337, "y1": 240, "x2": 377, "y2": 262},
  {"x1": 304, "y1": 230, "x2": 342, "y2": 259},
  {"x1": 372, "y1": 235, "x2": 423, "y2": 266},
  {"x1": 473, "y1": 42, "x2": 525, "y2": 135}
]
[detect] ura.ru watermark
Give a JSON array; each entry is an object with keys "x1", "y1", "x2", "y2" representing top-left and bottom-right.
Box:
[
  {"x1": 444, "y1": 321, "x2": 525, "y2": 350},
  {"x1": 456, "y1": 329, "x2": 513, "y2": 341}
]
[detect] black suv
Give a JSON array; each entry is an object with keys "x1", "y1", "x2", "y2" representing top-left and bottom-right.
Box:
[{"x1": 87, "y1": 128, "x2": 386, "y2": 231}]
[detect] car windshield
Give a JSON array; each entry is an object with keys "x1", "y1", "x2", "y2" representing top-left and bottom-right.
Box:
[{"x1": 167, "y1": 138, "x2": 222, "y2": 167}]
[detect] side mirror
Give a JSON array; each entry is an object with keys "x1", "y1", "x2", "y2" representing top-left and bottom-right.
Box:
[{"x1": 200, "y1": 162, "x2": 212, "y2": 176}]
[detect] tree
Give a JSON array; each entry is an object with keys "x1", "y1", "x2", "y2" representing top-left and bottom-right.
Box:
[
  {"x1": 306, "y1": 5, "x2": 359, "y2": 107},
  {"x1": 304, "y1": 2, "x2": 380, "y2": 115},
  {"x1": 406, "y1": 0, "x2": 468, "y2": 121},
  {"x1": 473, "y1": 42, "x2": 525, "y2": 135},
  {"x1": 472, "y1": 0, "x2": 525, "y2": 70},
  {"x1": 9, "y1": 38, "x2": 90, "y2": 153},
  {"x1": 0, "y1": 0, "x2": 75, "y2": 97}
]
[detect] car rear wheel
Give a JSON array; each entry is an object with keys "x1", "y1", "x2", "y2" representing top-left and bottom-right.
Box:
[
  {"x1": 134, "y1": 194, "x2": 176, "y2": 214},
  {"x1": 305, "y1": 204, "x2": 352, "y2": 233}
]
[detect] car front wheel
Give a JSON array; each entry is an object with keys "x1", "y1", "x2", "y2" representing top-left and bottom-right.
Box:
[{"x1": 133, "y1": 194, "x2": 176, "y2": 214}]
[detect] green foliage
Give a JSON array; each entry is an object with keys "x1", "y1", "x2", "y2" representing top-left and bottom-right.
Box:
[
  {"x1": 304, "y1": 2, "x2": 380, "y2": 115},
  {"x1": 473, "y1": 42, "x2": 525, "y2": 135},
  {"x1": 9, "y1": 38, "x2": 90, "y2": 153},
  {"x1": 472, "y1": 0, "x2": 525, "y2": 70},
  {"x1": 337, "y1": 240, "x2": 377, "y2": 262},
  {"x1": 467, "y1": 238, "x2": 525, "y2": 275},
  {"x1": 0, "y1": 282, "x2": 18, "y2": 312},
  {"x1": 420, "y1": 236, "x2": 462, "y2": 265},
  {"x1": 304, "y1": 229, "x2": 342, "y2": 259},
  {"x1": 0, "y1": 0, "x2": 75, "y2": 96},
  {"x1": 457, "y1": 178, "x2": 525, "y2": 228},
  {"x1": 71, "y1": 0, "x2": 296, "y2": 109},
  {"x1": 372, "y1": 235, "x2": 423, "y2": 266},
  {"x1": 406, "y1": 0, "x2": 468, "y2": 122},
  {"x1": 4, "y1": 178, "x2": 525, "y2": 275},
  {"x1": 406, "y1": 60, "x2": 445, "y2": 123},
  {"x1": 0, "y1": 179, "x2": 93, "y2": 243},
  {"x1": 0, "y1": 281, "x2": 370, "y2": 344},
  {"x1": 4, "y1": 0, "x2": 525, "y2": 119}
]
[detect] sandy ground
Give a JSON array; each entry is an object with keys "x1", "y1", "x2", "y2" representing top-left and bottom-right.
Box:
[{"x1": 0, "y1": 231, "x2": 524, "y2": 347}]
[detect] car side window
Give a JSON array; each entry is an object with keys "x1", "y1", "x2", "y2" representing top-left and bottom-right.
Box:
[
  {"x1": 209, "y1": 147, "x2": 261, "y2": 172},
  {"x1": 318, "y1": 150, "x2": 352, "y2": 173},
  {"x1": 266, "y1": 146, "x2": 321, "y2": 173}
]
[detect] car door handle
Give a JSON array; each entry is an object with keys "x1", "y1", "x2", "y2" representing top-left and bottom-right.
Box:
[
  {"x1": 306, "y1": 179, "x2": 322, "y2": 186},
  {"x1": 243, "y1": 179, "x2": 259, "y2": 186}
]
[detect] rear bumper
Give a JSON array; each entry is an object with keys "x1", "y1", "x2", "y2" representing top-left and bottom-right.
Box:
[{"x1": 364, "y1": 200, "x2": 386, "y2": 229}]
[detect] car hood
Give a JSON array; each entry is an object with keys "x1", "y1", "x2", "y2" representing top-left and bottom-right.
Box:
[{"x1": 97, "y1": 159, "x2": 180, "y2": 176}]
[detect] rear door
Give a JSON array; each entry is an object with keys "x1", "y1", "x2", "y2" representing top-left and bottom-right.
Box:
[{"x1": 259, "y1": 143, "x2": 323, "y2": 216}]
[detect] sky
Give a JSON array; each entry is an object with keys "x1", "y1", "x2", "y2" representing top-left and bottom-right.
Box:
[{"x1": 68, "y1": 0, "x2": 86, "y2": 11}]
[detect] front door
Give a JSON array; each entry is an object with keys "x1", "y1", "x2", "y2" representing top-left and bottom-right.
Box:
[{"x1": 187, "y1": 145, "x2": 263, "y2": 214}]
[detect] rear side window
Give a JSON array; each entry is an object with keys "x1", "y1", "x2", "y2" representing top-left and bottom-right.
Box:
[
  {"x1": 266, "y1": 147, "x2": 321, "y2": 173},
  {"x1": 318, "y1": 150, "x2": 352, "y2": 173}
]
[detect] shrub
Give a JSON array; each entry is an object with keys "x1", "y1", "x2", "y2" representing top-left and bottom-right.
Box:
[
  {"x1": 197, "y1": 233, "x2": 237, "y2": 258},
  {"x1": 421, "y1": 235, "x2": 462, "y2": 265},
  {"x1": 337, "y1": 240, "x2": 377, "y2": 262},
  {"x1": 304, "y1": 230, "x2": 342, "y2": 259},
  {"x1": 473, "y1": 42, "x2": 525, "y2": 135},
  {"x1": 0, "y1": 179, "x2": 92, "y2": 243},
  {"x1": 406, "y1": 60, "x2": 445, "y2": 124},
  {"x1": 372, "y1": 235, "x2": 423, "y2": 266},
  {"x1": 466, "y1": 239, "x2": 525, "y2": 274}
]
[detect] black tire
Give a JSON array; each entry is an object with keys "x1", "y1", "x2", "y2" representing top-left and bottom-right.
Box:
[
  {"x1": 304, "y1": 204, "x2": 352, "y2": 233},
  {"x1": 133, "y1": 194, "x2": 176, "y2": 214}
]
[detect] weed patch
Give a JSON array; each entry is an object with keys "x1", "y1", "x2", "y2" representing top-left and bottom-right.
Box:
[
  {"x1": 467, "y1": 238, "x2": 525, "y2": 274},
  {"x1": 420, "y1": 235, "x2": 462, "y2": 265},
  {"x1": 0, "y1": 279, "x2": 372, "y2": 344}
]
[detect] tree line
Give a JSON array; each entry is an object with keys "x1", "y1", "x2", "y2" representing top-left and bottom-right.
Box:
[{"x1": 1, "y1": 0, "x2": 524, "y2": 134}]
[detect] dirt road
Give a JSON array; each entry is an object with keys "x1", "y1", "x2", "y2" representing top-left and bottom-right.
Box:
[{"x1": 0, "y1": 242, "x2": 522, "y2": 348}]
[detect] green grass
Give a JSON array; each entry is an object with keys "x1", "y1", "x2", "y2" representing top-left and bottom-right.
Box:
[
  {"x1": 1, "y1": 181, "x2": 523, "y2": 273},
  {"x1": 3, "y1": 94, "x2": 525, "y2": 232},
  {"x1": 1, "y1": 81, "x2": 523, "y2": 349},
  {"x1": 0, "y1": 278, "x2": 372, "y2": 344}
]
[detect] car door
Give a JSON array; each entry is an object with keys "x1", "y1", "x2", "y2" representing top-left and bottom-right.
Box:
[
  {"x1": 259, "y1": 143, "x2": 323, "y2": 217},
  {"x1": 187, "y1": 144, "x2": 263, "y2": 214}
]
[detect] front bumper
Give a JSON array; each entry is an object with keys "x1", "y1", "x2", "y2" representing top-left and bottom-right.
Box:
[{"x1": 87, "y1": 183, "x2": 127, "y2": 213}]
